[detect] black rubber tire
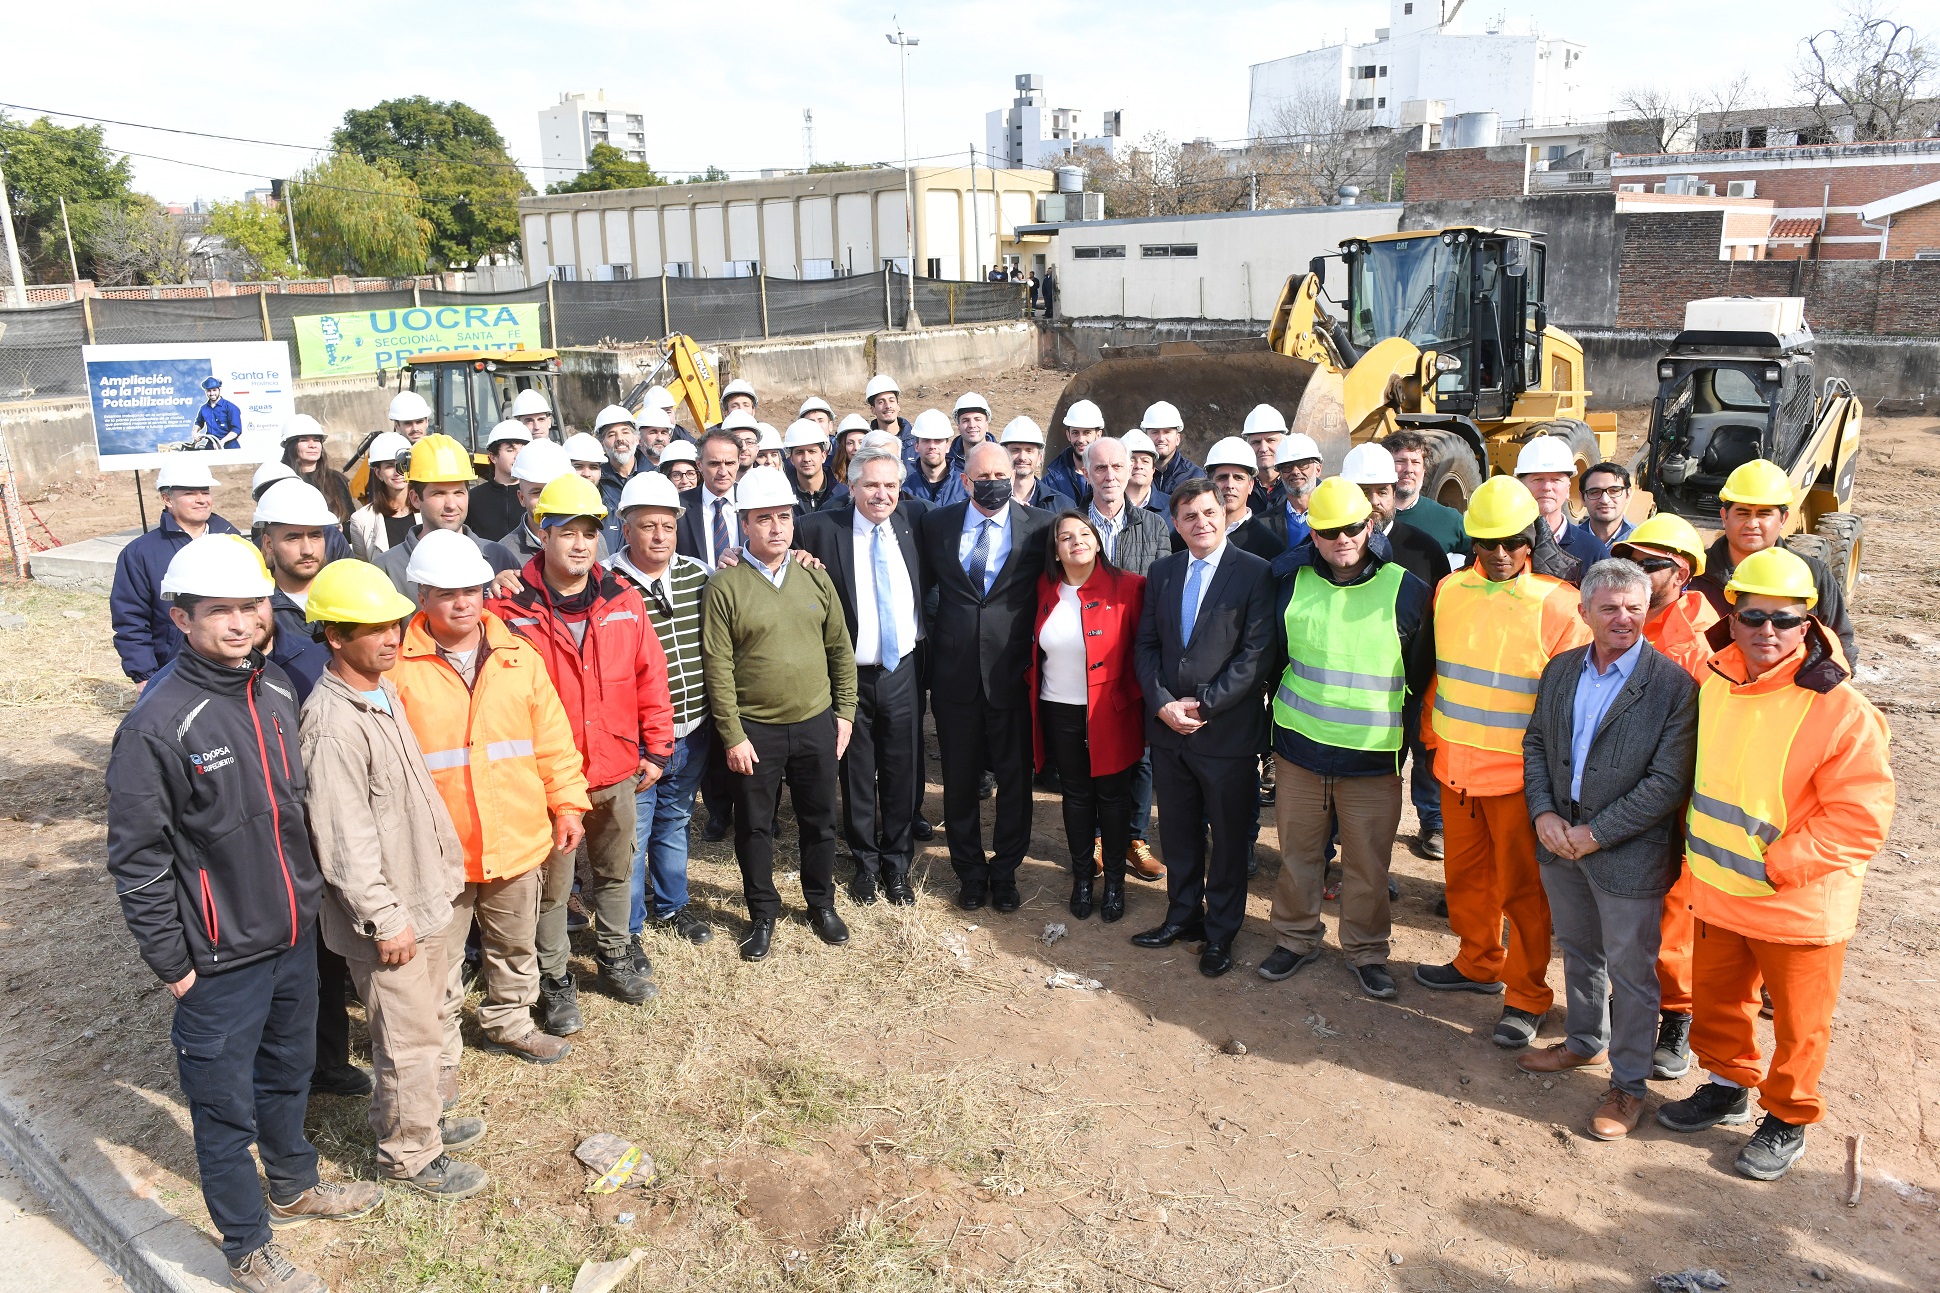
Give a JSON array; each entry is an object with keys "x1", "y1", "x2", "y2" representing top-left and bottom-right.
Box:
[
  {"x1": 1421, "y1": 428, "x2": 1484, "y2": 510},
  {"x1": 1813, "y1": 512, "x2": 1862, "y2": 597},
  {"x1": 1782, "y1": 533, "x2": 1833, "y2": 567}
]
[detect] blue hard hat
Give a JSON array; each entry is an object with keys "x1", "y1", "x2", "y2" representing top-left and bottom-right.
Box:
[{"x1": 202, "y1": 377, "x2": 223, "y2": 390}]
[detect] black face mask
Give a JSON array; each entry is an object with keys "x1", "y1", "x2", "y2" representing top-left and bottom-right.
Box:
[{"x1": 971, "y1": 478, "x2": 1013, "y2": 511}]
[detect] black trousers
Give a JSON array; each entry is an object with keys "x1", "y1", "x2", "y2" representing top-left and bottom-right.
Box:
[
  {"x1": 1040, "y1": 700, "x2": 1133, "y2": 881},
  {"x1": 701, "y1": 729, "x2": 736, "y2": 829},
  {"x1": 1152, "y1": 744, "x2": 1255, "y2": 946},
  {"x1": 842, "y1": 659, "x2": 922, "y2": 881},
  {"x1": 314, "y1": 939, "x2": 351, "y2": 1074},
  {"x1": 732, "y1": 710, "x2": 840, "y2": 920},
  {"x1": 933, "y1": 691, "x2": 1033, "y2": 888}
]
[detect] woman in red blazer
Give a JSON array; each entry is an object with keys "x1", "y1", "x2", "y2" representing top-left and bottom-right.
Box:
[{"x1": 1027, "y1": 510, "x2": 1147, "y2": 922}]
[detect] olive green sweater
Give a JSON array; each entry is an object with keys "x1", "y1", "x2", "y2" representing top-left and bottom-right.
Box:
[{"x1": 700, "y1": 558, "x2": 858, "y2": 746}]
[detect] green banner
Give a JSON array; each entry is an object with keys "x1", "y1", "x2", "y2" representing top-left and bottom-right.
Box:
[{"x1": 292, "y1": 303, "x2": 542, "y2": 376}]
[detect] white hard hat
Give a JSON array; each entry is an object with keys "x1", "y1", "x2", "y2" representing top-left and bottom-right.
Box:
[
  {"x1": 755, "y1": 425, "x2": 785, "y2": 452},
  {"x1": 253, "y1": 479, "x2": 338, "y2": 528},
  {"x1": 619, "y1": 470, "x2": 685, "y2": 515},
  {"x1": 251, "y1": 460, "x2": 298, "y2": 494},
  {"x1": 733, "y1": 464, "x2": 797, "y2": 511},
  {"x1": 594, "y1": 404, "x2": 636, "y2": 433},
  {"x1": 1062, "y1": 399, "x2": 1105, "y2": 430},
  {"x1": 643, "y1": 384, "x2": 676, "y2": 411},
  {"x1": 160, "y1": 533, "x2": 274, "y2": 599},
  {"x1": 719, "y1": 409, "x2": 760, "y2": 433},
  {"x1": 953, "y1": 391, "x2": 991, "y2": 417},
  {"x1": 864, "y1": 374, "x2": 900, "y2": 401},
  {"x1": 1121, "y1": 428, "x2": 1158, "y2": 458},
  {"x1": 510, "y1": 389, "x2": 552, "y2": 418},
  {"x1": 1515, "y1": 435, "x2": 1576, "y2": 476},
  {"x1": 782, "y1": 419, "x2": 827, "y2": 449},
  {"x1": 1242, "y1": 404, "x2": 1287, "y2": 437},
  {"x1": 280, "y1": 413, "x2": 325, "y2": 445},
  {"x1": 721, "y1": 378, "x2": 758, "y2": 405},
  {"x1": 1141, "y1": 401, "x2": 1183, "y2": 430},
  {"x1": 1274, "y1": 432, "x2": 1323, "y2": 466},
  {"x1": 511, "y1": 438, "x2": 573, "y2": 485},
  {"x1": 798, "y1": 396, "x2": 834, "y2": 418},
  {"x1": 1342, "y1": 442, "x2": 1399, "y2": 485},
  {"x1": 636, "y1": 404, "x2": 675, "y2": 430},
  {"x1": 366, "y1": 431, "x2": 411, "y2": 468},
  {"x1": 1204, "y1": 436, "x2": 1257, "y2": 471},
  {"x1": 156, "y1": 459, "x2": 218, "y2": 490},
  {"x1": 657, "y1": 439, "x2": 698, "y2": 465},
  {"x1": 911, "y1": 408, "x2": 955, "y2": 440},
  {"x1": 388, "y1": 390, "x2": 432, "y2": 423},
  {"x1": 486, "y1": 419, "x2": 531, "y2": 448},
  {"x1": 999, "y1": 416, "x2": 1045, "y2": 446},
  {"x1": 406, "y1": 527, "x2": 497, "y2": 591},
  {"x1": 837, "y1": 412, "x2": 871, "y2": 434},
  {"x1": 562, "y1": 432, "x2": 607, "y2": 464}
]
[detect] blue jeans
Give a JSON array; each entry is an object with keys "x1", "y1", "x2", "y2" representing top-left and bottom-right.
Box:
[
  {"x1": 1405, "y1": 701, "x2": 1442, "y2": 833},
  {"x1": 631, "y1": 725, "x2": 712, "y2": 932},
  {"x1": 1128, "y1": 749, "x2": 1153, "y2": 842}
]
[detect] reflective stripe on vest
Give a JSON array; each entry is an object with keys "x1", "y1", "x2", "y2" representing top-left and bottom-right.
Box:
[
  {"x1": 1685, "y1": 672, "x2": 1817, "y2": 899},
  {"x1": 422, "y1": 741, "x2": 534, "y2": 770},
  {"x1": 1429, "y1": 568, "x2": 1553, "y2": 753},
  {"x1": 1271, "y1": 562, "x2": 1406, "y2": 752}
]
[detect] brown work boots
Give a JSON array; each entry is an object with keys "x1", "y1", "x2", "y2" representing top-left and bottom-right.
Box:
[
  {"x1": 484, "y1": 1027, "x2": 572, "y2": 1065},
  {"x1": 266, "y1": 1180, "x2": 383, "y2": 1230},
  {"x1": 228, "y1": 1242, "x2": 326, "y2": 1293},
  {"x1": 1590, "y1": 1087, "x2": 1647, "y2": 1140},
  {"x1": 1515, "y1": 1042, "x2": 1607, "y2": 1073}
]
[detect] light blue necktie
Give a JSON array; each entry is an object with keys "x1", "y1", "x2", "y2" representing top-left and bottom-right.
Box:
[
  {"x1": 872, "y1": 523, "x2": 901, "y2": 673},
  {"x1": 1181, "y1": 558, "x2": 1207, "y2": 646},
  {"x1": 966, "y1": 518, "x2": 996, "y2": 597}
]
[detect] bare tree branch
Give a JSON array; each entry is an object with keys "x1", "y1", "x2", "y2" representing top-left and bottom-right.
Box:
[{"x1": 1793, "y1": 1, "x2": 1937, "y2": 140}]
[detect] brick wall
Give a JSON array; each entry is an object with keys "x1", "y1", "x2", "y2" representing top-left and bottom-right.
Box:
[
  {"x1": 1888, "y1": 201, "x2": 1940, "y2": 258},
  {"x1": 1403, "y1": 147, "x2": 1529, "y2": 202}
]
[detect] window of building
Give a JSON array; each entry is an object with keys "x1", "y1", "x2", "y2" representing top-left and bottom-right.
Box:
[
  {"x1": 663, "y1": 262, "x2": 694, "y2": 278},
  {"x1": 1140, "y1": 244, "x2": 1198, "y2": 259},
  {"x1": 1795, "y1": 125, "x2": 1835, "y2": 146},
  {"x1": 1404, "y1": 2, "x2": 1413, "y2": 11},
  {"x1": 1746, "y1": 127, "x2": 1768, "y2": 148},
  {"x1": 1378, "y1": 65, "x2": 1387, "y2": 76},
  {"x1": 1073, "y1": 245, "x2": 1126, "y2": 260},
  {"x1": 926, "y1": 258, "x2": 943, "y2": 279},
  {"x1": 1354, "y1": 97, "x2": 1376, "y2": 111},
  {"x1": 550, "y1": 265, "x2": 578, "y2": 282},
  {"x1": 1378, "y1": 97, "x2": 1387, "y2": 109},
  {"x1": 1916, "y1": 249, "x2": 1940, "y2": 261},
  {"x1": 1357, "y1": 65, "x2": 1377, "y2": 79}
]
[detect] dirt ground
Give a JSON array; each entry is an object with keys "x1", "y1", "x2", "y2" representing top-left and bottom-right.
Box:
[{"x1": 0, "y1": 370, "x2": 1934, "y2": 1292}]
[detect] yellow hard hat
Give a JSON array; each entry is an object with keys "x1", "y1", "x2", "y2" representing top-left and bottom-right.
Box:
[
  {"x1": 533, "y1": 472, "x2": 609, "y2": 526},
  {"x1": 1723, "y1": 547, "x2": 1818, "y2": 609},
  {"x1": 1463, "y1": 475, "x2": 1540, "y2": 540},
  {"x1": 304, "y1": 559, "x2": 419, "y2": 625},
  {"x1": 1305, "y1": 476, "x2": 1372, "y2": 531},
  {"x1": 1718, "y1": 459, "x2": 1793, "y2": 508},
  {"x1": 1618, "y1": 513, "x2": 1706, "y2": 576},
  {"x1": 407, "y1": 433, "x2": 476, "y2": 484}
]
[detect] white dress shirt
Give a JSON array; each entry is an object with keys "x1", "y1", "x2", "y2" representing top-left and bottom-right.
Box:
[
  {"x1": 851, "y1": 510, "x2": 918, "y2": 667},
  {"x1": 1037, "y1": 582, "x2": 1089, "y2": 703},
  {"x1": 700, "y1": 487, "x2": 739, "y2": 567},
  {"x1": 956, "y1": 500, "x2": 1014, "y2": 593},
  {"x1": 1180, "y1": 539, "x2": 1228, "y2": 636}
]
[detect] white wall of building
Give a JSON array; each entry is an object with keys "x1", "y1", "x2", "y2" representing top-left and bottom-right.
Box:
[{"x1": 538, "y1": 92, "x2": 647, "y2": 186}]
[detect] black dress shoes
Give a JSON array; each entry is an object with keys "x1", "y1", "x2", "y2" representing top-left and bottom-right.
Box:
[
  {"x1": 956, "y1": 884, "x2": 987, "y2": 912},
  {"x1": 1099, "y1": 880, "x2": 1126, "y2": 923},
  {"x1": 912, "y1": 816, "x2": 934, "y2": 842},
  {"x1": 703, "y1": 814, "x2": 730, "y2": 843},
  {"x1": 1131, "y1": 919, "x2": 1206, "y2": 949},
  {"x1": 808, "y1": 907, "x2": 851, "y2": 946},
  {"x1": 1199, "y1": 942, "x2": 1235, "y2": 977},
  {"x1": 739, "y1": 917, "x2": 775, "y2": 962},
  {"x1": 884, "y1": 873, "x2": 916, "y2": 905},
  {"x1": 1069, "y1": 876, "x2": 1094, "y2": 920},
  {"x1": 992, "y1": 877, "x2": 1022, "y2": 912},
  {"x1": 850, "y1": 875, "x2": 880, "y2": 905}
]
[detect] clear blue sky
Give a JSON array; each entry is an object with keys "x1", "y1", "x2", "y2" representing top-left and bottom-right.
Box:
[{"x1": 6, "y1": 0, "x2": 1882, "y2": 205}]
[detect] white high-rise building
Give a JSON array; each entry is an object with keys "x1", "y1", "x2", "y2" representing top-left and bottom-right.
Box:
[
  {"x1": 1247, "y1": 0, "x2": 1591, "y2": 142},
  {"x1": 539, "y1": 92, "x2": 648, "y2": 184},
  {"x1": 985, "y1": 75, "x2": 1123, "y2": 169}
]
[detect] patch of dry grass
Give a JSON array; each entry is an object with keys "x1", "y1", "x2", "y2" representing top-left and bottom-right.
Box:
[{"x1": 0, "y1": 585, "x2": 127, "y2": 710}]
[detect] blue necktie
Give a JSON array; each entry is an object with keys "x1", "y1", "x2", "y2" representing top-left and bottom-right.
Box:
[
  {"x1": 966, "y1": 518, "x2": 995, "y2": 597},
  {"x1": 1181, "y1": 558, "x2": 1207, "y2": 646},
  {"x1": 872, "y1": 523, "x2": 901, "y2": 673}
]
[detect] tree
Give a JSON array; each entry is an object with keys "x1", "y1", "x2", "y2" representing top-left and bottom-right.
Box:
[
  {"x1": 0, "y1": 113, "x2": 139, "y2": 282},
  {"x1": 545, "y1": 142, "x2": 667, "y2": 194},
  {"x1": 204, "y1": 199, "x2": 298, "y2": 279},
  {"x1": 1610, "y1": 76, "x2": 1758, "y2": 153},
  {"x1": 1794, "y1": 2, "x2": 1936, "y2": 140},
  {"x1": 1257, "y1": 91, "x2": 1410, "y2": 206},
  {"x1": 1067, "y1": 132, "x2": 1247, "y2": 219},
  {"x1": 289, "y1": 154, "x2": 429, "y2": 278},
  {"x1": 90, "y1": 198, "x2": 194, "y2": 286},
  {"x1": 683, "y1": 166, "x2": 730, "y2": 184},
  {"x1": 330, "y1": 97, "x2": 529, "y2": 268}
]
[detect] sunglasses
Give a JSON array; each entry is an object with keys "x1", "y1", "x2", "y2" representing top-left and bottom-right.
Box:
[
  {"x1": 1473, "y1": 537, "x2": 1531, "y2": 553},
  {"x1": 1313, "y1": 518, "x2": 1369, "y2": 541},
  {"x1": 1629, "y1": 556, "x2": 1681, "y2": 574},
  {"x1": 1734, "y1": 609, "x2": 1810, "y2": 631}
]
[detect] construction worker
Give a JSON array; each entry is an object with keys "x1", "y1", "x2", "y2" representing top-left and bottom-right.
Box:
[
  {"x1": 1261, "y1": 478, "x2": 1433, "y2": 999},
  {"x1": 1265, "y1": 432, "x2": 1324, "y2": 549},
  {"x1": 1141, "y1": 401, "x2": 1206, "y2": 495},
  {"x1": 784, "y1": 418, "x2": 849, "y2": 513},
  {"x1": 1580, "y1": 462, "x2": 1635, "y2": 547},
  {"x1": 1193, "y1": 436, "x2": 1287, "y2": 561},
  {"x1": 1240, "y1": 404, "x2": 1288, "y2": 514},
  {"x1": 641, "y1": 385, "x2": 681, "y2": 442},
  {"x1": 509, "y1": 388, "x2": 554, "y2": 441},
  {"x1": 1418, "y1": 476, "x2": 1591, "y2": 1048},
  {"x1": 1384, "y1": 429, "x2": 1469, "y2": 556},
  {"x1": 564, "y1": 432, "x2": 609, "y2": 484},
  {"x1": 279, "y1": 414, "x2": 354, "y2": 522},
  {"x1": 1689, "y1": 459, "x2": 1856, "y2": 664},
  {"x1": 375, "y1": 434, "x2": 521, "y2": 602},
  {"x1": 754, "y1": 423, "x2": 787, "y2": 473},
  {"x1": 347, "y1": 431, "x2": 414, "y2": 561},
  {"x1": 721, "y1": 409, "x2": 762, "y2": 471},
  {"x1": 637, "y1": 404, "x2": 677, "y2": 466},
  {"x1": 298, "y1": 560, "x2": 487, "y2": 1203},
  {"x1": 1001, "y1": 417, "x2": 1075, "y2": 514},
  {"x1": 111, "y1": 458, "x2": 240, "y2": 692},
  {"x1": 388, "y1": 390, "x2": 433, "y2": 443},
  {"x1": 955, "y1": 391, "x2": 993, "y2": 456},
  {"x1": 594, "y1": 405, "x2": 649, "y2": 510},
  {"x1": 1657, "y1": 548, "x2": 1893, "y2": 1181},
  {"x1": 1042, "y1": 399, "x2": 1104, "y2": 505},
  {"x1": 798, "y1": 396, "x2": 837, "y2": 437},
  {"x1": 903, "y1": 408, "x2": 967, "y2": 506},
  {"x1": 469, "y1": 420, "x2": 530, "y2": 543},
  {"x1": 865, "y1": 374, "x2": 912, "y2": 451},
  {"x1": 1121, "y1": 429, "x2": 1171, "y2": 519},
  {"x1": 253, "y1": 479, "x2": 336, "y2": 703},
  {"x1": 393, "y1": 530, "x2": 583, "y2": 1071},
  {"x1": 1516, "y1": 436, "x2": 1607, "y2": 575},
  {"x1": 658, "y1": 438, "x2": 700, "y2": 492},
  {"x1": 501, "y1": 438, "x2": 575, "y2": 564},
  {"x1": 492, "y1": 474, "x2": 674, "y2": 1027},
  {"x1": 194, "y1": 376, "x2": 245, "y2": 448},
  {"x1": 252, "y1": 459, "x2": 298, "y2": 500},
  {"x1": 721, "y1": 378, "x2": 759, "y2": 416},
  {"x1": 106, "y1": 535, "x2": 381, "y2": 1291}
]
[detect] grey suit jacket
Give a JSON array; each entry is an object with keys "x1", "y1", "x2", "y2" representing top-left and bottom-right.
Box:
[{"x1": 1522, "y1": 641, "x2": 1699, "y2": 898}]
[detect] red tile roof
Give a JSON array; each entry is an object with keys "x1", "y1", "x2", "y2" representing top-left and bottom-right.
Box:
[{"x1": 1770, "y1": 217, "x2": 1823, "y2": 240}]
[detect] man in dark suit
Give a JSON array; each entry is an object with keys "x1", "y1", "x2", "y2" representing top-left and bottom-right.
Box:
[
  {"x1": 1131, "y1": 479, "x2": 1277, "y2": 976},
  {"x1": 795, "y1": 440, "x2": 930, "y2": 905},
  {"x1": 675, "y1": 429, "x2": 747, "y2": 570},
  {"x1": 917, "y1": 441, "x2": 1053, "y2": 911}
]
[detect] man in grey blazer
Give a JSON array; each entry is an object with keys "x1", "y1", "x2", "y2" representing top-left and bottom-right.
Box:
[{"x1": 1520, "y1": 558, "x2": 1698, "y2": 1140}]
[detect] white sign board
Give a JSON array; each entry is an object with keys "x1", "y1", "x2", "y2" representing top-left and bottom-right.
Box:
[{"x1": 82, "y1": 341, "x2": 295, "y2": 471}]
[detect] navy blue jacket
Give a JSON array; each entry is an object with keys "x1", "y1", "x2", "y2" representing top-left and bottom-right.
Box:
[
  {"x1": 192, "y1": 397, "x2": 244, "y2": 447},
  {"x1": 1154, "y1": 452, "x2": 1207, "y2": 496},
  {"x1": 598, "y1": 448, "x2": 655, "y2": 513},
  {"x1": 111, "y1": 510, "x2": 242, "y2": 682},
  {"x1": 1041, "y1": 447, "x2": 1091, "y2": 508},
  {"x1": 904, "y1": 466, "x2": 967, "y2": 508},
  {"x1": 267, "y1": 590, "x2": 328, "y2": 702},
  {"x1": 1016, "y1": 483, "x2": 1075, "y2": 517},
  {"x1": 1552, "y1": 515, "x2": 1609, "y2": 574}
]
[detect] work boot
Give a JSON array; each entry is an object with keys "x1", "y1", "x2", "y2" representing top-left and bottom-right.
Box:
[
  {"x1": 266, "y1": 1180, "x2": 383, "y2": 1230},
  {"x1": 1414, "y1": 961, "x2": 1504, "y2": 994},
  {"x1": 403, "y1": 1153, "x2": 490, "y2": 1202},
  {"x1": 1419, "y1": 829, "x2": 1444, "y2": 861},
  {"x1": 310, "y1": 1063, "x2": 373, "y2": 1098},
  {"x1": 1492, "y1": 1006, "x2": 1542, "y2": 1049},
  {"x1": 1125, "y1": 840, "x2": 1164, "y2": 882},
  {"x1": 595, "y1": 953, "x2": 658, "y2": 1005},
  {"x1": 1652, "y1": 1011, "x2": 1693, "y2": 1080},
  {"x1": 228, "y1": 1242, "x2": 326, "y2": 1293},
  {"x1": 1258, "y1": 946, "x2": 1323, "y2": 981},
  {"x1": 1517, "y1": 1042, "x2": 1606, "y2": 1073},
  {"x1": 663, "y1": 907, "x2": 716, "y2": 942},
  {"x1": 1589, "y1": 1087, "x2": 1646, "y2": 1141},
  {"x1": 538, "y1": 974, "x2": 584, "y2": 1036},
  {"x1": 1657, "y1": 1081, "x2": 1754, "y2": 1133},
  {"x1": 1735, "y1": 1113, "x2": 1808, "y2": 1180},
  {"x1": 626, "y1": 933, "x2": 653, "y2": 973},
  {"x1": 481, "y1": 1029, "x2": 571, "y2": 1065},
  {"x1": 1351, "y1": 963, "x2": 1398, "y2": 999},
  {"x1": 439, "y1": 1115, "x2": 487, "y2": 1154}
]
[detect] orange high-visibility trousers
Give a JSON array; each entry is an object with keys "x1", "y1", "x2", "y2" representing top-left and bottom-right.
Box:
[
  {"x1": 1689, "y1": 919, "x2": 1847, "y2": 1126},
  {"x1": 1441, "y1": 785, "x2": 1553, "y2": 1015},
  {"x1": 1657, "y1": 868, "x2": 1695, "y2": 1015}
]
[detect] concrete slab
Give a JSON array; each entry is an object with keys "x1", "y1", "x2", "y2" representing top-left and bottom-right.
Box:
[
  {"x1": 28, "y1": 529, "x2": 140, "y2": 594},
  {"x1": 0, "y1": 1161, "x2": 125, "y2": 1291}
]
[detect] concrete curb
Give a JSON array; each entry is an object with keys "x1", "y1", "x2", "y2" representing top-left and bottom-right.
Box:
[{"x1": 0, "y1": 1088, "x2": 229, "y2": 1293}]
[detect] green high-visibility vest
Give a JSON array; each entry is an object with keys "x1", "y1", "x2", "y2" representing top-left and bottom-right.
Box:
[{"x1": 1272, "y1": 561, "x2": 1406, "y2": 752}]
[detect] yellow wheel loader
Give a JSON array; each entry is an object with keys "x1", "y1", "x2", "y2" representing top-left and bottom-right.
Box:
[
  {"x1": 348, "y1": 348, "x2": 565, "y2": 493},
  {"x1": 1049, "y1": 227, "x2": 1617, "y2": 508}
]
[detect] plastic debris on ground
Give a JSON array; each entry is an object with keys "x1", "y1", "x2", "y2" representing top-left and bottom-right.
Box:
[
  {"x1": 575, "y1": 1133, "x2": 654, "y2": 1193},
  {"x1": 1046, "y1": 969, "x2": 1104, "y2": 990},
  {"x1": 1652, "y1": 1270, "x2": 1728, "y2": 1292}
]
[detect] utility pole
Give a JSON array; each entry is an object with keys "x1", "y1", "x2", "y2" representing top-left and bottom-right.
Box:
[
  {"x1": 886, "y1": 20, "x2": 921, "y2": 328},
  {"x1": 969, "y1": 145, "x2": 982, "y2": 280},
  {"x1": 280, "y1": 180, "x2": 302, "y2": 273},
  {"x1": 0, "y1": 161, "x2": 27, "y2": 307},
  {"x1": 803, "y1": 109, "x2": 815, "y2": 170}
]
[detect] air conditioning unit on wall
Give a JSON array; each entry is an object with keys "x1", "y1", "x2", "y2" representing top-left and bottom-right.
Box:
[{"x1": 1726, "y1": 180, "x2": 1757, "y2": 198}]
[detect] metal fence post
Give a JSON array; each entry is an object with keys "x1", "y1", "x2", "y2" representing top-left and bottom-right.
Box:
[
  {"x1": 412, "y1": 282, "x2": 422, "y2": 307},
  {"x1": 884, "y1": 270, "x2": 893, "y2": 331},
  {"x1": 81, "y1": 295, "x2": 96, "y2": 345},
  {"x1": 546, "y1": 277, "x2": 559, "y2": 349},
  {"x1": 259, "y1": 291, "x2": 272, "y2": 341},
  {"x1": 759, "y1": 271, "x2": 770, "y2": 339},
  {"x1": 660, "y1": 274, "x2": 671, "y2": 339}
]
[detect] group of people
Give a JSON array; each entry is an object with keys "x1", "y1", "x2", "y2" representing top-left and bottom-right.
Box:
[{"x1": 104, "y1": 372, "x2": 1891, "y2": 1293}]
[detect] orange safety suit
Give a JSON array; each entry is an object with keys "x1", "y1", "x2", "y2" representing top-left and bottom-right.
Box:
[
  {"x1": 1687, "y1": 622, "x2": 1893, "y2": 1125},
  {"x1": 1645, "y1": 588, "x2": 1720, "y2": 1013},
  {"x1": 1423, "y1": 565, "x2": 1590, "y2": 1011}
]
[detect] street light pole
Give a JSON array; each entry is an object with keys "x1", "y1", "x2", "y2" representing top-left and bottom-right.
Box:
[
  {"x1": 0, "y1": 161, "x2": 28, "y2": 307},
  {"x1": 886, "y1": 21, "x2": 921, "y2": 329}
]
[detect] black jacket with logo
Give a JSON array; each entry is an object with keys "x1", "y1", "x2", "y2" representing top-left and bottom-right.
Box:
[{"x1": 106, "y1": 646, "x2": 324, "y2": 983}]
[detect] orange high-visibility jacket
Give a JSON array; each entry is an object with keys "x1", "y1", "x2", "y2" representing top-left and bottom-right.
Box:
[
  {"x1": 1687, "y1": 624, "x2": 1893, "y2": 946},
  {"x1": 1424, "y1": 565, "x2": 1590, "y2": 798},
  {"x1": 392, "y1": 610, "x2": 592, "y2": 884},
  {"x1": 1645, "y1": 589, "x2": 1720, "y2": 682}
]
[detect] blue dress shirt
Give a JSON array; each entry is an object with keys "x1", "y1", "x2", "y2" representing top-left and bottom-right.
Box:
[{"x1": 1569, "y1": 639, "x2": 1643, "y2": 802}]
